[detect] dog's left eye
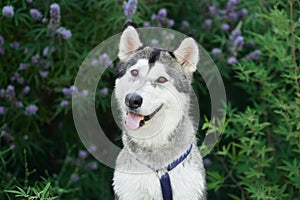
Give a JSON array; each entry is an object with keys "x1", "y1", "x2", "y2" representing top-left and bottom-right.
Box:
[
  {"x1": 157, "y1": 76, "x2": 168, "y2": 83},
  {"x1": 130, "y1": 69, "x2": 139, "y2": 77}
]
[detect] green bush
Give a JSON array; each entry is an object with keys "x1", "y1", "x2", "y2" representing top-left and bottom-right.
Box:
[{"x1": 0, "y1": 0, "x2": 299, "y2": 199}]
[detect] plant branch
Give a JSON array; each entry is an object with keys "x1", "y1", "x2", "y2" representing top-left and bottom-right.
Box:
[{"x1": 289, "y1": 0, "x2": 299, "y2": 93}]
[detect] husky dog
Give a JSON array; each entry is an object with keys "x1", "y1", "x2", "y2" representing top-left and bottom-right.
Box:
[{"x1": 113, "y1": 25, "x2": 206, "y2": 200}]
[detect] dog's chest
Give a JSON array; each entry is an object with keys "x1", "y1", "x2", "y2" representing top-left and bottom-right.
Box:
[{"x1": 113, "y1": 162, "x2": 205, "y2": 200}]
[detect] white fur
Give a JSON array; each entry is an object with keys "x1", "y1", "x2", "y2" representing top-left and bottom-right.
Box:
[
  {"x1": 113, "y1": 157, "x2": 205, "y2": 200},
  {"x1": 115, "y1": 60, "x2": 187, "y2": 148},
  {"x1": 113, "y1": 26, "x2": 205, "y2": 200},
  {"x1": 174, "y1": 37, "x2": 199, "y2": 75},
  {"x1": 118, "y1": 26, "x2": 143, "y2": 60},
  {"x1": 114, "y1": 60, "x2": 206, "y2": 199}
]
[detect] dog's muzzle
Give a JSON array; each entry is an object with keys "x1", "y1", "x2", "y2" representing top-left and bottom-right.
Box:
[{"x1": 125, "y1": 104, "x2": 163, "y2": 131}]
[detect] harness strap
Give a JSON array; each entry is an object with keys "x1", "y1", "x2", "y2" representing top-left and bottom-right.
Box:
[
  {"x1": 158, "y1": 144, "x2": 193, "y2": 200},
  {"x1": 159, "y1": 172, "x2": 173, "y2": 200},
  {"x1": 134, "y1": 144, "x2": 193, "y2": 200}
]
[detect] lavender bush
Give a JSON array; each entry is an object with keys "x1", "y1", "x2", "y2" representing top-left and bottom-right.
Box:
[{"x1": 1, "y1": 0, "x2": 299, "y2": 199}]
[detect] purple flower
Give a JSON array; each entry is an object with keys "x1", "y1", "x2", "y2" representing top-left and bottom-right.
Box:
[
  {"x1": 151, "y1": 39, "x2": 158, "y2": 46},
  {"x1": 42, "y1": 18, "x2": 48, "y2": 23},
  {"x1": 62, "y1": 88, "x2": 71, "y2": 97},
  {"x1": 226, "y1": 0, "x2": 240, "y2": 12},
  {"x1": 227, "y1": 56, "x2": 237, "y2": 65},
  {"x1": 123, "y1": 0, "x2": 138, "y2": 22},
  {"x1": 212, "y1": 48, "x2": 222, "y2": 56},
  {"x1": 238, "y1": 8, "x2": 248, "y2": 20},
  {"x1": 62, "y1": 86, "x2": 78, "y2": 97},
  {"x1": 10, "y1": 41, "x2": 20, "y2": 49},
  {"x1": 2, "y1": 6, "x2": 14, "y2": 18},
  {"x1": 0, "y1": 35, "x2": 4, "y2": 46},
  {"x1": 100, "y1": 87, "x2": 109, "y2": 96},
  {"x1": 23, "y1": 47, "x2": 29, "y2": 55},
  {"x1": 26, "y1": 0, "x2": 32, "y2": 3},
  {"x1": 143, "y1": 21, "x2": 150, "y2": 27},
  {"x1": 17, "y1": 76, "x2": 24, "y2": 84},
  {"x1": 15, "y1": 101, "x2": 23, "y2": 108},
  {"x1": 228, "y1": 12, "x2": 238, "y2": 22},
  {"x1": 230, "y1": 0, "x2": 241, "y2": 5},
  {"x1": 203, "y1": 158, "x2": 212, "y2": 167},
  {"x1": 233, "y1": 36, "x2": 244, "y2": 51},
  {"x1": 31, "y1": 54, "x2": 39, "y2": 64},
  {"x1": 19, "y1": 63, "x2": 28, "y2": 70},
  {"x1": 78, "y1": 150, "x2": 88, "y2": 159},
  {"x1": 11, "y1": 73, "x2": 24, "y2": 84},
  {"x1": 88, "y1": 145, "x2": 97, "y2": 153},
  {"x1": 229, "y1": 30, "x2": 241, "y2": 41},
  {"x1": 10, "y1": 72, "x2": 19, "y2": 82},
  {"x1": 40, "y1": 59, "x2": 51, "y2": 69},
  {"x1": 209, "y1": 5, "x2": 218, "y2": 16},
  {"x1": 245, "y1": 49, "x2": 261, "y2": 60},
  {"x1": 81, "y1": 90, "x2": 88, "y2": 97},
  {"x1": 0, "y1": 48, "x2": 4, "y2": 55},
  {"x1": 221, "y1": 23, "x2": 230, "y2": 32},
  {"x1": 164, "y1": 33, "x2": 175, "y2": 41},
  {"x1": 87, "y1": 161, "x2": 98, "y2": 170},
  {"x1": 91, "y1": 59, "x2": 99, "y2": 67},
  {"x1": 243, "y1": 42, "x2": 255, "y2": 49},
  {"x1": 167, "y1": 19, "x2": 174, "y2": 27},
  {"x1": 182, "y1": 20, "x2": 189, "y2": 30},
  {"x1": 60, "y1": 100, "x2": 69, "y2": 107},
  {"x1": 0, "y1": 106, "x2": 6, "y2": 115},
  {"x1": 99, "y1": 53, "x2": 112, "y2": 67},
  {"x1": 43, "y1": 46, "x2": 56, "y2": 56},
  {"x1": 50, "y1": 3, "x2": 60, "y2": 25},
  {"x1": 226, "y1": 3, "x2": 235, "y2": 12},
  {"x1": 23, "y1": 85, "x2": 30, "y2": 95},
  {"x1": 30, "y1": 9, "x2": 43, "y2": 21},
  {"x1": 6, "y1": 85, "x2": 15, "y2": 97},
  {"x1": 203, "y1": 19, "x2": 212, "y2": 30},
  {"x1": 57, "y1": 27, "x2": 72, "y2": 39},
  {"x1": 70, "y1": 173, "x2": 79, "y2": 182},
  {"x1": 24, "y1": 104, "x2": 38, "y2": 116},
  {"x1": 39, "y1": 70, "x2": 48, "y2": 78},
  {"x1": 158, "y1": 8, "x2": 167, "y2": 18}
]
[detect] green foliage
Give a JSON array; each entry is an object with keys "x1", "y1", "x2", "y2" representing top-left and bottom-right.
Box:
[
  {"x1": 206, "y1": 1, "x2": 300, "y2": 199},
  {"x1": 5, "y1": 183, "x2": 59, "y2": 200}
]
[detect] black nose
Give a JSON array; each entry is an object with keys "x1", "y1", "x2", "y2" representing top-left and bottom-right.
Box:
[{"x1": 125, "y1": 93, "x2": 143, "y2": 109}]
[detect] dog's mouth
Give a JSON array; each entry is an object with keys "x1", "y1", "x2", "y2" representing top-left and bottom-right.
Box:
[{"x1": 125, "y1": 104, "x2": 163, "y2": 131}]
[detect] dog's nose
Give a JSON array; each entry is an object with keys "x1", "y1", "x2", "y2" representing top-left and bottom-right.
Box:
[{"x1": 125, "y1": 93, "x2": 143, "y2": 109}]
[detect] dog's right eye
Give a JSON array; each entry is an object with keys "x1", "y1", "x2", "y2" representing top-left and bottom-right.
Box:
[{"x1": 130, "y1": 69, "x2": 139, "y2": 77}]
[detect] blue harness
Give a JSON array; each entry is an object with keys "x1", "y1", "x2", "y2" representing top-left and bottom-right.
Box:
[{"x1": 138, "y1": 144, "x2": 193, "y2": 200}]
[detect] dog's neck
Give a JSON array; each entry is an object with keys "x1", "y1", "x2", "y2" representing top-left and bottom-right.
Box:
[{"x1": 122, "y1": 115, "x2": 196, "y2": 170}]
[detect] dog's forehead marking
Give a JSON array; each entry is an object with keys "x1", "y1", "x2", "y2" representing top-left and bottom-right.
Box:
[
  {"x1": 115, "y1": 47, "x2": 178, "y2": 80},
  {"x1": 148, "y1": 49, "x2": 161, "y2": 70}
]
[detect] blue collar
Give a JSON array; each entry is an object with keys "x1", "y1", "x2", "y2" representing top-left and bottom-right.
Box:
[{"x1": 137, "y1": 144, "x2": 193, "y2": 200}]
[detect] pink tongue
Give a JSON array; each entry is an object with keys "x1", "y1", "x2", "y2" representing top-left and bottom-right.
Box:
[{"x1": 125, "y1": 112, "x2": 144, "y2": 130}]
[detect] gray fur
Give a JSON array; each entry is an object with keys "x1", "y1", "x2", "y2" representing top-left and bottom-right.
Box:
[
  {"x1": 114, "y1": 31, "x2": 206, "y2": 199},
  {"x1": 115, "y1": 47, "x2": 193, "y2": 93}
]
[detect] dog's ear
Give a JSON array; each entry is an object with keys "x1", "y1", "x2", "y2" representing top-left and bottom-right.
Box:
[
  {"x1": 173, "y1": 37, "x2": 199, "y2": 75},
  {"x1": 118, "y1": 26, "x2": 143, "y2": 60}
]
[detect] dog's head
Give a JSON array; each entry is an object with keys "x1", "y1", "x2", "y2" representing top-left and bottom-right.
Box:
[{"x1": 114, "y1": 25, "x2": 199, "y2": 143}]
